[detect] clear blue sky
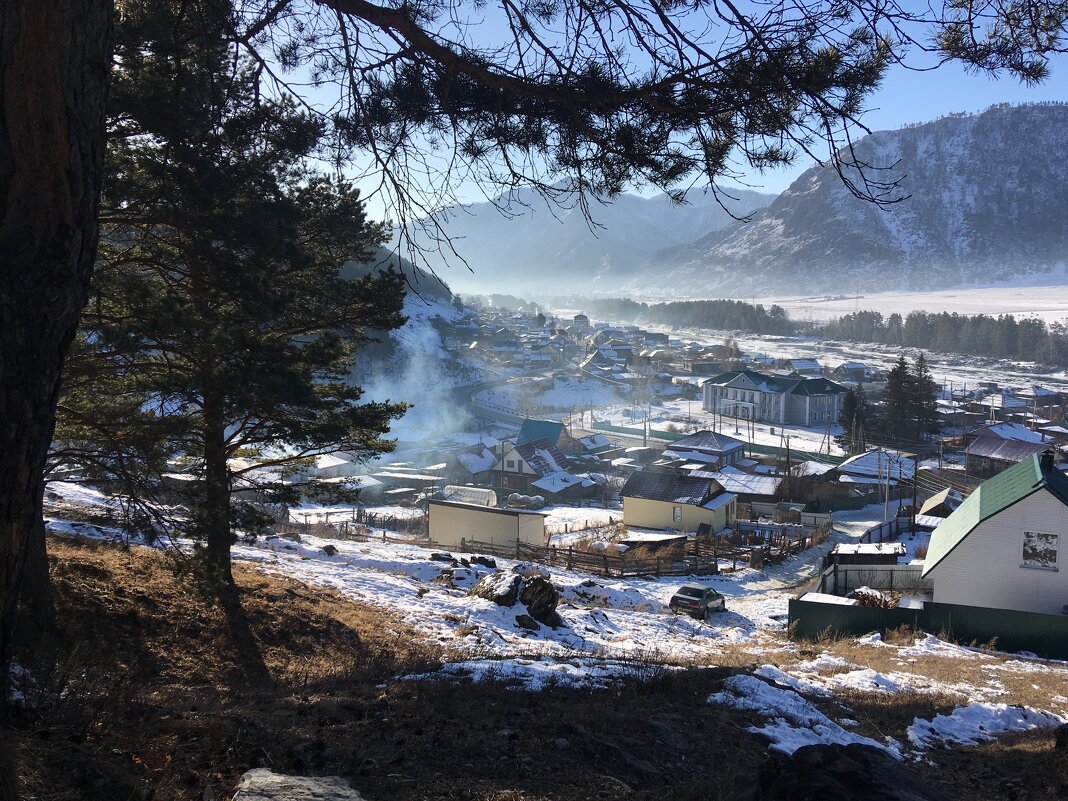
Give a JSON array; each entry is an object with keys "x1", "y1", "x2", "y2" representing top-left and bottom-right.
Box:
[{"x1": 729, "y1": 54, "x2": 1068, "y2": 196}]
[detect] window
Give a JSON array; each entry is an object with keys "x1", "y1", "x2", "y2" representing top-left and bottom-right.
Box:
[
  {"x1": 672, "y1": 506, "x2": 682, "y2": 523},
  {"x1": 506, "y1": 459, "x2": 516, "y2": 470},
  {"x1": 1022, "y1": 531, "x2": 1058, "y2": 570}
]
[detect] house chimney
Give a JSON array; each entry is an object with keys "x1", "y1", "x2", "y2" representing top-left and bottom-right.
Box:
[{"x1": 1040, "y1": 449, "x2": 1055, "y2": 473}]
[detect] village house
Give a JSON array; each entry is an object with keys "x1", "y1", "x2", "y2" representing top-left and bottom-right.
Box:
[
  {"x1": 922, "y1": 451, "x2": 1068, "y2": 616},
  {"x1": 515, "y1": 418, "x2": 582, "y2": 454},
  {"x1": 965, "y1": 436, "x2": 1053, "y2": 479},
  {"x1": 620, "y1": 469, "x2": 737, "y2": 532},
  {"x1": 491, "y1": 438, "x2": 596, "y2": 501},
  {"x1": 702, "y1": 369, "x2": 848, "y2": 427},
  {"x1": 662, "y1": 429, "x2": 746, "y2": 469},
  {"x1": 788, "y1": 358, "x2": 823, "y2": 377}
]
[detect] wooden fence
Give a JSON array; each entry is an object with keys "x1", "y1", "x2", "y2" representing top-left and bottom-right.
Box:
[{"x1": 458, "y1": 537, "x2": 742, "y2": 579}]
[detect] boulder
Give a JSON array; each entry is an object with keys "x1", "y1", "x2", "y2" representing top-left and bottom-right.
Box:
[
  {"x1": 515, "y1": 613, "x2": 540, "y2": 631},
  {"x1": 472, "y1": 556, "x2": 497, "y2": 568},
  {"x1": 469, "y1": 572, "x2": 522, "y2": 606},
  {"x1": 1055, "y1": 723, "x2": 1068, "y2": 750},
  {"x1": 518, "y1": 576, "x2": 562, "y2": 627},
  {"x1": 513, "y1": 561, "x2": 550, "y2": 579},
  {"x1": 321, "y1": 544, "x2": 338, "y2": 557},
  {"x1": 467, "y1": 568, "x2": 563, "y2": 628},
  {"x1": 233, "y1": 769, "x2": 367, "y2": 801},
  {"x1": 733, "y1": 743, "x2": 946, "y2": 801}
]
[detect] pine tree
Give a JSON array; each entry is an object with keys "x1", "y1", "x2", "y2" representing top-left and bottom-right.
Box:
[
  {"x1": 837, "y1": 384, "x2": 874, "y2": 454},
  {"x1": 911, "y1": 353, "x2": 940, "y2": 439},
  {"x1": 61, "y1": 1, "x2": 407, "y2": 581},
  {"x1": 881, "y1": 356, "x2": 915, "y2": 444}
]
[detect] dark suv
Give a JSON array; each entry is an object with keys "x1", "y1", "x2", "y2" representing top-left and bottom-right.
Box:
[{"x1": 669, "y1": 584, "x2": 726, "y2": 619}]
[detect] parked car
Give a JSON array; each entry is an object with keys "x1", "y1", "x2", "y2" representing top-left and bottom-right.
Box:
[{"x1": 668, "y1": 583, "x2": 726, "y2": 619}]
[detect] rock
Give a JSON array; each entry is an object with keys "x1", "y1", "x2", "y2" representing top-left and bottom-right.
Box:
[
  {"x1": 518, "y1": 576, "x2": 562, "y2": 627},
  {"x1": 1054, "y1": 723, "x2": 1068, "y2": 750},
  {"x1": 733, "y1": 744, "x2": 947, "y2": 801},
  {"x1": 468, "y1": 569, "x2": 562, "y2": 628},
  {"x1": 513, "y1": 562, "x2": 549, "y2": 579},
  {"x1": 515, "y1": 614, "x2": 540, "y2": 631},
  {"x1": 321, "y1": 545, "x2": 338, "y2": 556},
  {"x1": 469, "y1": 573, "x2": 522, "y2": 606},
  {"x1": 472, "y1": 556, "x2": 496, "y2": 568},
  {"x1": 647, "y1": 719, "x2": 686, "y2": 750},
  {"x1": 566, "y1": 723, "x2": 660, "y2": 778},
  {"x1": 232, "y1": 769, "x2": 367, "y2": 801},
  {"x1": 459, "y1": 557, "x2": 470, "y2": 567},
  {"x1": 429, "y1": 552, "x2": 455, "y2": 563}
]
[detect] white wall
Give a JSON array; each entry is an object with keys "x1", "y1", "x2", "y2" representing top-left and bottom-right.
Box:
[{"x1": 931, "y1": 489, "x2": 1068, "y2": 615}]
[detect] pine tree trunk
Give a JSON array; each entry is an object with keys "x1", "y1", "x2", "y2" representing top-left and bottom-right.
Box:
[
  {"x1": 0, "y1": 3, "x2": 112, "y2": 798},
  {"x1": 18, "y1": 516, "x2": 54, "y2": 632},
  {"x1": 201, "y1": 388, "x2": 233, "y2": 583}
]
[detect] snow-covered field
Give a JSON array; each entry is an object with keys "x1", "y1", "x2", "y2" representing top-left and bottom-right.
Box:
[
  {"x1": 595, "y1": 398, "x2": 845, "y2": 458},
  {"x1": 757, "y1": 280, "x2": 1068, "y2": 325}
]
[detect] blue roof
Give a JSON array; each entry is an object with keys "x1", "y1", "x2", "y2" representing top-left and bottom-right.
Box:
[{"x1": 516, "y1": 419, "x2": 565, "y2": 446}]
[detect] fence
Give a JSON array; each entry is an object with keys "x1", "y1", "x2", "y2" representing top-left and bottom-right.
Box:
[
  {"x1": 280, "y1": 509, "x2": 428, "y2": 540},
  {"x1": 815, "y1": 562, "x2": 932, "y2": 595},
  {"x1": 458, "y1": 537, "x2": 739, "y2": 579},
  {"x1": 589, "y1": 420, "x2": 847, "y2": 464},
  {"x1": 860, "y1": 517, "x2": 906, "y2": 544},
  {"x1": 789, "y1": 598, "x2": 1068, "y2": 659}
]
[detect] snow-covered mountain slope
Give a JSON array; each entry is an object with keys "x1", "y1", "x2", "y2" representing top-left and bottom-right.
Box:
[
  {"x1": 636, "y1": 103, "x2": 1068, "y2": 297},
  {"x1": 397, "y1": 186, "x2": 775, "y2": 296}
]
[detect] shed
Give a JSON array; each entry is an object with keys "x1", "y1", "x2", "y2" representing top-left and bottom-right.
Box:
[
  {"x1": 428, "y1": 499, "x2": 547, "y2": 549},
  {"x1": 830, "y1": 542, "x2": 907, "y2": 566}
]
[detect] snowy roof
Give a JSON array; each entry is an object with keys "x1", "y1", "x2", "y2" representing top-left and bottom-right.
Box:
[
  {"x1": 668, "y1": 429, "x2": 746, "y2": 454},
  {"x1": 965, "y1": 436, "x2": 1050, "y2": 463},
  {"x1": 835, "y1": 449, "x2": 916, "y2": 480},
  {"x1": 530, "y1": 472, "x2": 592, "y2": 493},
  {"x1": 512, "y1": 439, "x2": 571, "y2": 478},
  {"x1": 579, "y1": 433, "x2": 611, "y2": 452},
  {"x1": 691, "y1": 470, "x2": 781, "y2": 497},
  {"x1": 798, "y1": 592, "x2": 858, "y2": 606},
  {"x1": 315, "y1": 454, "x2": 350, "y2": 470},
  {"x1": 833, "y1": 542, "x2": 907, "y2": 556},
  {"x1": 456, "y1": 444, "x2": 496, "y2": 474},
  {"x1": 970, "y1": 421, "x2": 1047, "y2": 443},
  {"x1": 701, "y1": 491, "x2": 737, "y2": 511},
  {"x1": 795, "y1": 460, "x2": 835, "y2": 477}
]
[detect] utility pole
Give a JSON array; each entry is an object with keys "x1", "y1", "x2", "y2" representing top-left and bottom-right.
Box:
[{"x1": 784, "y1": 435, "x2": 792, "y2": 501}]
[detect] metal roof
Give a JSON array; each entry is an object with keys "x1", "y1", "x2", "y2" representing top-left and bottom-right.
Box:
[
  {"x1": 621, "y1": 470, "x2": 717, "y2": 505},
  {"x1": 921, "y1": 453, "x2": 1068, "y2": 577},
  {"x1": 516, "y1": 419, "x2": 566, "y2": 446},
  {"x1": 669, "y1": 430, "x2": 746, "y2": 453},
  {"x1": 965, "y1": 436, "x2": 1049, "y2": 463}
]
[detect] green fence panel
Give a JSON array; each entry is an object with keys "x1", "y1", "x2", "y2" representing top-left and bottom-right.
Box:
[
  {"x1": 788, "y1": 599, "x2": 924, "y2": 640},
  {"x1": 924, "y1": 603, "x2": 1068, "y2": 660}
]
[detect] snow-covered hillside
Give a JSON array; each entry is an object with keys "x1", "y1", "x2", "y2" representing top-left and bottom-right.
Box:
[{"x1": 637, "y1": 103, "x2": 1068, "y2": 296}]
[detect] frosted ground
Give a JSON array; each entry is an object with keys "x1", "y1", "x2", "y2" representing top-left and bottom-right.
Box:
[
  {"x1": 755, "y1": 280, "x2": 1068, "y2": 325},
  {"x1": 44, "y1": 482, "x2": 1068, "y2": 760}
]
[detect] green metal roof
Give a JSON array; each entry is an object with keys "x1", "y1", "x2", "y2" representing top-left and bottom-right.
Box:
[
  {"x1": 516, "y1": 419, "x2": 565, "y2": 446},
  {"x1": 922, "y1": 453, "x2": 1068, "y2": 576}
]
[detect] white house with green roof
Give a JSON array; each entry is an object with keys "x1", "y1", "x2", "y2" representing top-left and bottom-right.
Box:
[{"x1": 922, "y1": 451, "x2": 1068, "y2": 616}]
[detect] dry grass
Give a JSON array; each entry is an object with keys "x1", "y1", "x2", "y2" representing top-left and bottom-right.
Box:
[{"x1": 13, "y1": 535, "x2": 1068, "y2": 801}]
